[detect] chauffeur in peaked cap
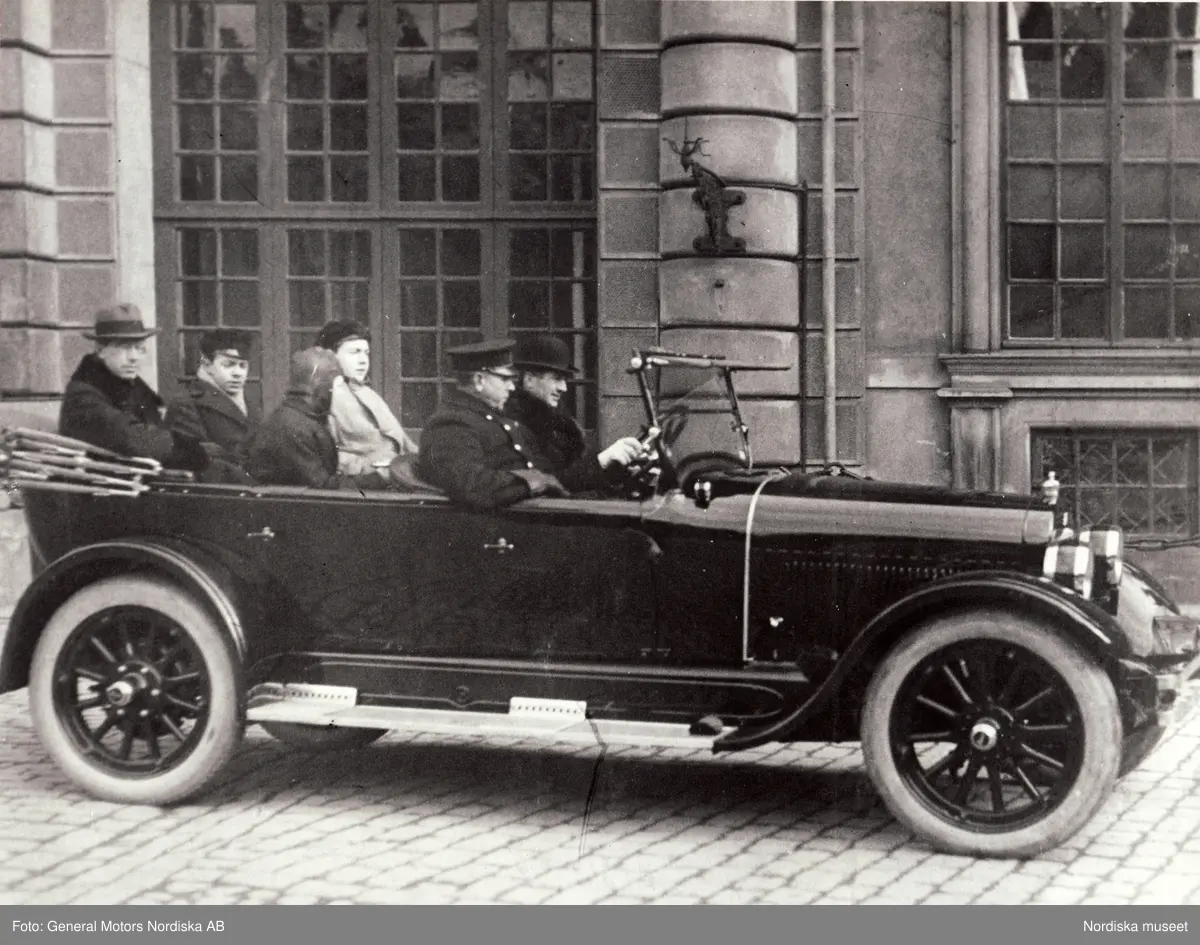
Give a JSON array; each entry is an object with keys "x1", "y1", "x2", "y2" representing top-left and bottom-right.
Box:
[{"x1": 415, "y1": 340, "x2": 568, "y2": 509}]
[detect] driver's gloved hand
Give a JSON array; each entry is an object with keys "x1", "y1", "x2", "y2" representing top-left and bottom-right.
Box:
[
  {"x1": 598, "y1": 436, "x2": 646, "y2": 469},
  {"x1": 512, "y1": 469, "x2": 570, "y2": 498}
]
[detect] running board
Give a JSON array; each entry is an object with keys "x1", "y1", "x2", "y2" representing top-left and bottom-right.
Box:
[{"x1": 246, "y1": 683, "x2": 729, "y2": 749}]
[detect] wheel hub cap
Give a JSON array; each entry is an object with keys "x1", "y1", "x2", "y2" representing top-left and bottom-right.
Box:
[
  {"x1": 105, "y1": 669, "x2": 151, "y2": 707},
  {"x1": 969, "y1": 718, "x2": 1001, "y2": 752}
]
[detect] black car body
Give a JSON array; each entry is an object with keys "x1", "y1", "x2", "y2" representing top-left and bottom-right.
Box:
[{"x1": 2, "y1": 349, "x2": 1198, "y2": 859}]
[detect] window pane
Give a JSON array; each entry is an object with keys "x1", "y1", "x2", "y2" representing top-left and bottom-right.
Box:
[
  {"x1": 550, "y1": 102, "x2": 593, "y2": 149},
  {"x1": 444, "y1": 282, "x2": 481, "y2": 327},
  {"x1": 400, "y1": 283, "x2": 437, "y2": 326},
  {"x1": 552, "y1": 53, "x2": 592, "y2": 99},
  {"x1": 398, "y1": 154, "x2": 436, "y2": 200},
  {"x1": 181, "y1": 281, "x2": 218, "y2": 326},
  {"x1": 287, "y1": 55, "x2": 324, "y2": 99},
  {"x1": 552, "y1": 1, "x2": 592, "y2": 47},
  {"x1": 399, "y1": 230, "x2": 436, "y2": 275},
  {"x1": 1060, "y1": 285, "x2": 1107, "y2": 338},
  {"x1": 441, "y1": 230, "x2": 481, "y2": 275},
  {"x1": 1060, "y1": 224, "x2": 1105, "y2": 277},
  {"x1": 1125, "y1": 286, "x2": 1170, "y2": 337},
  {"x1": 1177, "y1": 286, "x2": 1200, "y2": 337},
  {"x1": 219, "y1": 155, "x2": 258, "y2": 201},
  {"x1": 510, "y1": 103, "x2": 547, "y2": 149},
  {"x1": 511, "y1": 230, "x2": 550, "y2": 274},
  {"x1": 287, "y1": 4, "x2": 327, "y2": 48},
  {"x1": 330, "y1": 281, "x2": 369, "y2": 323},
  {"x1": 1176, "y1": 166, "x2": 1200, "y2": 217},
  {"x1": 440, "y1": 3, "x2": 479, "y2": 49},
  {"x1": 178, "y1": 105, "x2": 214, "y2": 149},
  {"x1": 1175, "y1": 45, "x2": 1200, "y2": 98},
  {"x1": 288, "y1": 156, "x2": 325, "y2": 200},
  {"x1": 396, "y1": 4, "x2": 434, "y2": 48},
  {"x1": 330, "y1": 231, "x2": 371, "y2": 277},
  {"x1": 397, "y1": 104, "x2": 436, "y2": 148},
  {"x1": 176, "y1": 2, "x2": 212, "y2": 48},
  {"x1": 510, "y1": 154, "x2": 548, "y2": 200},
  {"x1": 289, "y1": 281, "x2": 327, "y2": 326},
  {"x1": 1061, "y1": 165, "x2": 1107, "y2": 218},
  {"x1": 1124, "y1": 3, "x2": 1171, "y2": 38},
  {"x1": 330, "y1": 105, "x2": 368, "y2": 150},
  {"x1": 1123, "y1": 105, "x2": 1172, "y2": 158},
  {"x1": 179, "y1": 155, "x2": 215, "y2": 200},
  {"x1": 1060, "y1": 106, "x2": 1106, "y2": 158},
  {"x1": 181, "y1": 229, "x2": 217, "y2": 275},
  {"x1": 288, "y1": 230, "x2": 326, "y2": 275},
  {"x1": 401, "y1": 332, "x2": 438, "y2": 376},
  {"x1": 396, "y1": 54, "x2": 435, "y2": 98},
  {"x1": 219, "y1": 105, "x2": 256, "y2": 150},
  {"x1": 1061, "y1": 3, "x2": 1107, "y2": 39},
  {"x1": 550, "y1": 155, "x2": 592, "y2": 200},
  {"x1": 1009, "y1": 224, "x2": 1055, "y2": 279},
  {"x1": 442, "y1": 156, "x2": 480, "y2": 201},
  {"x1": 1178, "y1": 106, "x2": 1200, "y2": 157},
  {"x1": 509, "y1": 282, "x2": 550, "y2": 327},
  {"x1": 1009, "y1": 284, "x2": 1055, "y2": 337},
  {"x1": 441, "y1": 104, "x2": 479, "y2": 148},
  {"x1": 400, "y1": 382, "x2": 438, "y2": 428},
  {"x1": 288, "y1": 104, "x2": 324, "y2": 150},
  {"x1": 1008, "y1": 165, "x2": 1055, "y2": 219},
  {"x1": 1176, "y1": 223, "x2": 1200, "y2": 277},
  {"x1": 328, "y1": 3, "x2": 368, "y2": 49},
  {"x1": 1060, "y1": 43, "x2": 1105, "y2": 98},
  {"x1": 441, "y1": 52, "x2": 479, "y2": 99},
  {"x1": 216, "y1": 4, "x2": 255, "y2": 48},
  {"x1": 509, "y1": 1, "x2": 548, "y2": 48},
  {"x1": 330, "y1": 54, "x2": 369, "y2": 99},
  {"x1": 1007, "y1": 106, "x2": 1055, "y2": 159},
  {"x1": 177, "y1": 54, "x2": 214, "y2": 99},
  {"x1": 1124, "y1": 224, "x2": 1172, "y2": 277},
  {"x1": 222, "y1": 281, "x2": 259, "y2": 326},
  {"x1": 218, "y1": 55, "x2": 256, "y2": 100},
  {"x1": 509, "y1": 52, "x2": 549, "y2": 100},
  {"x1": 330, "y1": 156, "x2": 369, "y2": 201},
  {"x1": 1123, "y1": 164, "x2": 1169, "y2": 218},
  {"x1": 221, "y1": 230, "x2": 258, "y2": 276},
  {"x1": 1126, "y1": 43, "x2": 1170, "y2": 98}
]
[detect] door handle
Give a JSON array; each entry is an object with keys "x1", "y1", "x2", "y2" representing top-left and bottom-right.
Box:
[
  {"x1": 246, "y1": 526, "x2": 276, "y2": 541},
  {"x1": 484, "y1": 537, "x2": 514, "y2": 553}
]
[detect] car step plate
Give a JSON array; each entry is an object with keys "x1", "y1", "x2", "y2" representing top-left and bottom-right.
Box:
[{"x1": 246, "y1": 684, "x2": 725, "y2": 748}]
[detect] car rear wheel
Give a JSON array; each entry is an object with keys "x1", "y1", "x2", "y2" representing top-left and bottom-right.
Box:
[
  {"x1": 861, "y1": 609, "x2": 1121, "y2": 858},
  {"x1": 260, "y1": 722, "x2": 386, "y2": 751},
  {"x1": 28, "y1": 575, "x2": 242, "y2": 805}
]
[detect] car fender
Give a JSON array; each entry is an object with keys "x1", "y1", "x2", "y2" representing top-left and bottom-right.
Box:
[
  {"x1": 714, "y1": 569, "x2": 1128, "y2": 752},
  {"x1": 0, "y1": 537, "x2": 264, "y2": 696}
]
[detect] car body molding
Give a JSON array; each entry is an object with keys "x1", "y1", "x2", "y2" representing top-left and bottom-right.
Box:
[
  {"x1": 1, "y1": 538, "x2": 248, "y2": 693},
  {"x1": 742, "y1": 472, "x2": 792, "y2": 663},
  {"x1": 714, "y1": 570, "x2": 1127, "y2": 753}
]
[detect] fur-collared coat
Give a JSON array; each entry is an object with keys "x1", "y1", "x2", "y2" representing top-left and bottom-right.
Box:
[
  {"x1": 505, "y1": 389, "x2": 616, "y2": 494},
  {"x1": 165, "y1": 377, "x2": 261, "y2": 464},
  {"x1": 59, "y1": 354, "x2": 207, "y2": 470}
]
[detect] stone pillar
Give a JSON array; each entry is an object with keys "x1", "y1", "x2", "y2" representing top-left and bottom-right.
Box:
[
  {"x1": 936, "y1": 387, "x2": 1012, "y2": 492},
  {"x1": 658, "y1": 1, "x2": 801, "y2": 464}
]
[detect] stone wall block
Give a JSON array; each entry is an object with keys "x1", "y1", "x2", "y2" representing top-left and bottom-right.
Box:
[
  {"x1": 56, "y1": 129, "x2": 113, "y2": 190},
  {"x1": 0, "y1": 120, "x2": 55, "y2": 190},
  {"x1": 0, "y1": 49, "x2": 54, "y2": 120},
  {"x1": 660, "y1": 187, "x2": 798, "y2": 257},
  {"x1": 662, "y1": 1, "x2": 797, "y2": 46},
  {"x1": 662, "y1": 43, "x2": 797, "y2": 117},
  {"x1": 659, "y1": 258, "x2": 799, "y2": 328},
  {"x1": 24, "y1": 327, "x2": 65, "y2": 393},
  {"x1": 658, "y1": 326, "x2": 800, "y2": 396},
  {"x1": 661, "y1": 115, "x2": 797, "y2": 188},
  {"x1": 52, "y1": 0, "x2": 109, "y2": 50},
  {"x1": 600, "y1": 327, "x2": 660, "y2": 396},
  {"x1": 0, "y1": 0, "x2": 51, "y2": 49},
  {"x1": 0, "y1": 191, "x2": 59, "y2": 257},
  {"x1": 0, "y1": 328, "x2": 30, "y2": 391},
  {"x1": 53, "y1": 59, "x2": 110, "y2": 121},
  {"x1": 56, "y1": 264, "x2": 115, "y2": 323},
  {"x1": 0, "y1": 258, "x2": 57, "y2": 324},
  {"x1": 57, "y1": 197, "x2": 114, "y2": 258}
]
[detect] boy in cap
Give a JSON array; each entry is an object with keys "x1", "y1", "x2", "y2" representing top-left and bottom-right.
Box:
[
  {"x1": 508, "y1": 333, "x2": 644, "y2": 494},
  {"x1": 165, "y1": 328, "x2": 261, "y2": 466},
  {"x1": 416, "y1": 340, "x2": 568, "y2": 509},
  {"x1": 59, "y1": 304, "x2": 208, "y2": 471},
  {"x1": 245, "y1": 347, "x2": 393, "y2": 491}
]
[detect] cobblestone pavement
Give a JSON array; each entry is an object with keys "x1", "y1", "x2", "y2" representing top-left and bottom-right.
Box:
[{"x1": 1, "y1": 687, "x2": 1200, "y2": 906}]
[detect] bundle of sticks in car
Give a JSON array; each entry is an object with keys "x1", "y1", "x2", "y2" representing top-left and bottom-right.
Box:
[{"x1": 0, "y1": 427, "x2": 162, "y2": 497}]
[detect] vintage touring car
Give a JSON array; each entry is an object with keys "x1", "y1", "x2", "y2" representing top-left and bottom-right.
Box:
[{"x1": 1, "y1": 348, "x2": 1198, "y2": 859}]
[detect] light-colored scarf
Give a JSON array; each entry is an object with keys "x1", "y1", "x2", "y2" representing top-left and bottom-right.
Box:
[
  {"x1": 328, "y1": 379, "x2": 417, "y2": 475},
  {"x1": 197, "y1": 363, "x2": 247, "y2": 415}
]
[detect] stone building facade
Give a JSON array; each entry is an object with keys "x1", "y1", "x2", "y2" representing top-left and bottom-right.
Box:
[{"x1": 3, "y1": 0, "x2": 1200, "y2": 607}]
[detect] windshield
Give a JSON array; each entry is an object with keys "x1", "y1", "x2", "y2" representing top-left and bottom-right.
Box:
[{"x1": 642, "y1": 362, "x2": 750, "y2": 467}]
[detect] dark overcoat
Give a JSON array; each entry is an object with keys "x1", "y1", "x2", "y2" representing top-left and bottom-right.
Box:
[
  {"x1": 416, "y1": 388, "x2": 539, "y2": 509},
  {"x1": 505, "y1": 388, "x2": 616, "y2": 494},
  {"x1": 245, "y1": 395, "x2": 388, "y2": 491},
  {"x1": 59, "y1": 354, "x2": 206, "y2": 470},
  {"x1": 165, "y1": 377, "x2": 261, "y2": 464}
]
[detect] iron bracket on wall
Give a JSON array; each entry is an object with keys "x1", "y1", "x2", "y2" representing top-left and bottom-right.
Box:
[{"x1": 664, "y1": 134, "x2": 747, "y2": 256}]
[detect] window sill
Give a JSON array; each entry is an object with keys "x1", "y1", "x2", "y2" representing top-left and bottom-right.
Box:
[{"x1": 940, "y1": 349, "x2": 1200, "y2": 394}]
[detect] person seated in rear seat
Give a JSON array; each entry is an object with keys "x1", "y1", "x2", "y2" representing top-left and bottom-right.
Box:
[{"x1": 245, "y1": 348, "x2": 394, "y2": 491}]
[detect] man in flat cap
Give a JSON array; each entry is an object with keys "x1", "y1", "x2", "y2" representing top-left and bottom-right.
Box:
[
  {"x1": 508, "y1": 334, "x2": 644, "y2": 494},
  {"x1": 165, "y1": 328, "x2": 261, "y2": 468},
  {"x1": 416, "y1": 340, "x2": 568, "y2": 509},
  {"x1": 59, "y1": 304, "x2": 208, "y2": 471},
  {"x1": 245, "y1": 347, "x2": 393, "y2": 491}
]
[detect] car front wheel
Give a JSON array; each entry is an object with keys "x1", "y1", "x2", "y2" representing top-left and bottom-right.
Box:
[
  {"x1": 260, "y1": 722, "x2": 386, "y2": 751},
  {"x1": 861, "y1": 609, "x2": 1122, "y2": 858},
  {"x1": 28, "y1": 575, "x2": 242, "y2": 805}
]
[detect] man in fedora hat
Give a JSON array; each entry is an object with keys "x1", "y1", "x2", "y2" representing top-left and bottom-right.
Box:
[
  {"x1": 416, "y1": 339, "x2": 568, "y2": 509},
  {"x1": 59, "y1": 304, "x2": 208, "y2": 471},
  {"x1": 508, "y1": 333, "x2": 644, "y2": 494},
  {"x1": 165, "y1": 328, "x2": 260, "y2": 467}
]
